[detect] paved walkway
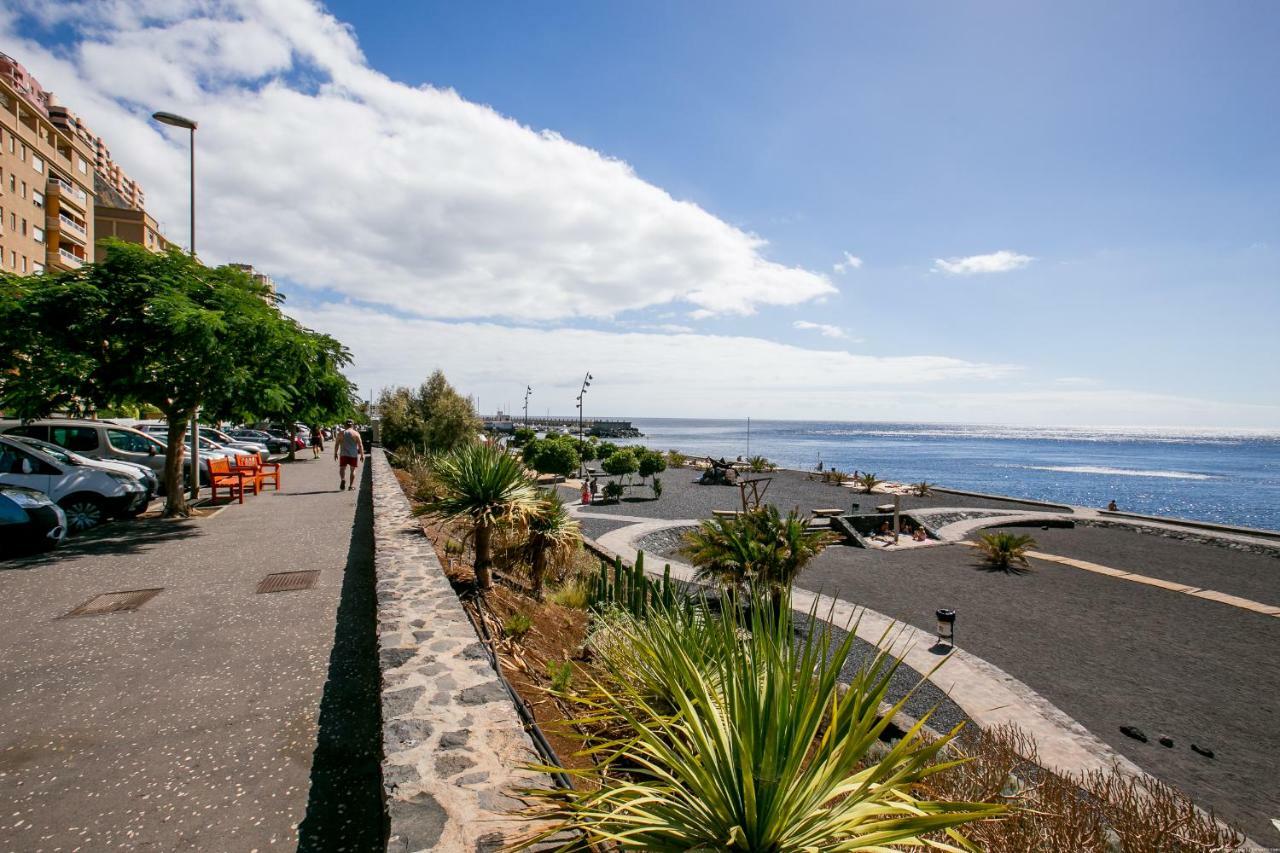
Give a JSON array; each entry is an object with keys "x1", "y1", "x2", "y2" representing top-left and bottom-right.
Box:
[{"x1": 0, "y1": 457, "x2": 383, "y2": 851}]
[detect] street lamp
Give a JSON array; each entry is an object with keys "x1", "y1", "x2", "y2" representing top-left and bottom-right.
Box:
[
  {"x1": 523, "y1": 385, "x2": 532, "y2": 428},
  {"x1": 152, "y1": 110, "x2": 199, "y2": 500},
  {"x1": 576, "y1": 372, "x2": 592, "y2": 476}
]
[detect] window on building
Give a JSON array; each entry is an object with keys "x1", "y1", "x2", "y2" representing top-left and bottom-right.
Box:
[
  {"x1": 8, "y1": 250, "x2": 13, "y2": 268},
  {"x1": 78, "y1": 157, "x2": 88, "y2": 174},
  {"x1": 32, "y1": 226, "x2": 43, "y2": 243},
  {"x1": 19, "y1": 142, "x2": 26, "y2": 161},
  {"x1": 32, "y1": 261, "x2": 43, "y2": 274},
  {"x1": 21, "y1": 218, "x2": 27, "y2": 236},
  {"x1": 7, "y1": 174, "x2": 13, "y2": 192},
  {"x1": 32, "y1": 190, "x2": 43, "y2": 209},
  {"x1": 20, "y1": 180, "x2": 26, "y2": 198},
  {"x1": 21, "y1": 255, "x2": 27, "y2": 272},
  {"x1": 32, "y1": 154, "x2": 43, "y2": 174}
]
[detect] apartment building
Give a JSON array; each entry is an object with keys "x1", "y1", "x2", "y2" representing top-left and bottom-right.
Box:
[
  {"x1": 0, "y1": 52, "x2": 95, "y2": 275},
  {"x1": 230, "y1": 263, "x2": 277, "y2": 297},
  {"x1": 94, "y1": 173, "x2": 172, "y2": 261}
]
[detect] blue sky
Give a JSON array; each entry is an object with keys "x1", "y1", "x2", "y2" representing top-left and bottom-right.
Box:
[{"x1": 6, "y1": 0, "x2": 1279, "y2": 425}]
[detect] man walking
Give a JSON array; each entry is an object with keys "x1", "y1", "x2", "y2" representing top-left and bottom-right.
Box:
[{"x1": 334, "y1": 419, "x2": 364, "y2": 491}]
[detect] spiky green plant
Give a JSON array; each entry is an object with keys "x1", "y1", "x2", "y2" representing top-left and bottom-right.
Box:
[
  {"x1": 504, "y1": 611, "x2": 532, "y2": 639},
  {"x1": 974, "y1": 531, "x2": 1038, "y2": 571},
  {"x1": 420, "y1": 442, "x2": 538, "y2": 590},
  {"x1": 745, "y1": 454, "x2": 773, "y2": 472},
  {"x1": 524, "y1": 490, "x2": 582, "y2": 599},
  {"x1": 546, "y1": 659, "x2": 574, "y2": 694},
  {"x1": 913, "y1": 480, "x2": 934, "y2": 497},
  {"x1": 515, "y1": 592, "x2": 1002, "y2": 850},
  {"x1": 856, "y1": 472, "x2": 883, "y2": 493},
  {"x1": 682, "y1": 505, "x2": 830, "y2": 613}
]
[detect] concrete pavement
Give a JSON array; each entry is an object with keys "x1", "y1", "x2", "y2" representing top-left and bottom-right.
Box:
[{"x1": 0, "y1": 455, "x2": 383, "y2": 851}]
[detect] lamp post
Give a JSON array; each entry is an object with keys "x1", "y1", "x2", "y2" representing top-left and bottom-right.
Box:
[
  {"x1": 151, "y1": 110, "x2": 199, "y2": 501},
  {"x1": 523, "y1": 385, "x2": 532, "y2": 428},
  {"x1": 576, "y1": 372, "x2": 592, "y2": 477}
]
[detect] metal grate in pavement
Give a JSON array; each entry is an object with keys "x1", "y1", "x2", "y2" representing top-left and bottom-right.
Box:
[
  {"x1": 256, "y1": 570, "x2": 320, "y2": 594},
  {"x1": 62, "y1": 588, "x2": 163, "y2": 618}
]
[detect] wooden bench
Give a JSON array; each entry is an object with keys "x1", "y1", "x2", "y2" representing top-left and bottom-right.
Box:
[
  {"x1": 712, "y1": 509, "x2": 741, "y2": 518},
  {"x1": 209, "y1": 457, "x2": 254, "y2": 504},
  {"x1": 811, "y1": 508, "x2": 844, "y2": 518},
  {"x1": 233, "y1": 455, "x2": 280, "y2": 492}
]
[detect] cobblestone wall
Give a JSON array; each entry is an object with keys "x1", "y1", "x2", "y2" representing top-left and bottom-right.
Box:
[{"x1": 372, "y1": 449, "x2": 547, "y2": 852}]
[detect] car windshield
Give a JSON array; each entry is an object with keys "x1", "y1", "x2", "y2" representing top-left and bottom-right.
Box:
[{"x1": 13, "y1": 436, "x2": 78, "y2": 465}]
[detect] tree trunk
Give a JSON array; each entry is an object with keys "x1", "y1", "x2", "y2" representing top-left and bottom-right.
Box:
[
  {"x1": 474, "y1": 521, "x2": 493, "y2": 590},
  {"x1": 530, "y1": 538, "x2": 547, "y2": 600},
  {"x1": 288, "y1": 426, "x2": 298, "y2": 462},
  {"x1": 162, "y1": 415, "x2": 192, "y2": 518}
]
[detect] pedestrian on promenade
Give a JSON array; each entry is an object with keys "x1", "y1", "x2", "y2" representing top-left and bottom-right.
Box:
[
  {"x1": 310, "y1": 423, "x2": 325, "y2": 459},
  {"x1": 334, "y1": 419, "x2": 364, "y2": 491}
]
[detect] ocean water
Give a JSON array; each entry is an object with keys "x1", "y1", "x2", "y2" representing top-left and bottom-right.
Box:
[{"x1": 610, "y1": 419, "x2": 1280, "y2": 532}]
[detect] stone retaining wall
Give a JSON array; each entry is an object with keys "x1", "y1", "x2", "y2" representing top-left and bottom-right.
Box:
[
  {"x1": 1079, "y1": 518, "x2": 1280, "y2": 559},
  {"x1": 372, "y1": 449, "x2": 547, "y2": 852}
]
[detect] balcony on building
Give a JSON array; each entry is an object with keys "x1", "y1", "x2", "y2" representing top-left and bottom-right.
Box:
[
  {"x1": 46, "y1": 173, "x2": 88, "y2": 213},
  {"x1": 52, "y1": 210, "x2": 88, "y2": 244},
  {"x1": 53, "y1": 244, "x2": 86, "y2": 270}
]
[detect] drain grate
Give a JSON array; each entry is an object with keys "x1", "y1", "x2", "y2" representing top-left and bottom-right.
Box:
[
  {"x1": 256, "y1": 571, "x2": 320, "y2": 594},
  {"x1": 63, "y1": 588, "x2": 163, "y2": 618}
]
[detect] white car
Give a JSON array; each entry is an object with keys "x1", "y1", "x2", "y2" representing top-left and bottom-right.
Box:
[
  {"x1": 139, "y1": 425, "x2": 268, "y2": 463},
  {"x1": 11, "y1": 435, "x2": 159, "y2": 504},
  {"x1": 0, "y1": 435, "x2": 149, "y2": 533}
]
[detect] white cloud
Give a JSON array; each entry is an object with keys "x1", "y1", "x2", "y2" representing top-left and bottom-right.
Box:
[
  {"x1": 932, "y1": 250, "x2": 1034, "y2": 276},
  {"x1": 1055, "y1": 376, "x2": 1101, "y2": 387},
  {"x1": 832, "y1": 251, "x2": 863, "y2": 274},
  {"x1": 0, "y1": 0, "x2": 835, "y2": 320},
  {"x1": 793, "y1": 320, "x2": 849, "y2": 339}
]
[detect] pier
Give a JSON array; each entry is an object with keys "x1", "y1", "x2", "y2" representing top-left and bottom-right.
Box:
[{"x1": 482, "y1": 413, "x2": 642, "y2": 437}]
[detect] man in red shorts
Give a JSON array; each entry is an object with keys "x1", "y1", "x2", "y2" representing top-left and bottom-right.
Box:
[{"x1": 334, "y1": 419, "x2": 364, "y2": 491}]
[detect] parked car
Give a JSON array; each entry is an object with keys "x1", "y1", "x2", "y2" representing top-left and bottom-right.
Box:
[
  {"x1": 138, "y1": 425, "x2": 266, "y2": 463},
  {"x1": 199, "y1": 426, "x2": 270, "y2": 460},
  {"x1": 11, "y1": 435, "x2": 158, "y2": 504},
  {"x1": 0, "y1": 419, "x2": 169, "y2": 486},
  {"x1": 0, "y1": 485, "x2": 66, "y2": 555},
  {"x1": 225, "y1": 428, "x2": 291, "y2": 455},
  {"x1": 0, "y1": 435, "x2": 148, "y2": 532}
]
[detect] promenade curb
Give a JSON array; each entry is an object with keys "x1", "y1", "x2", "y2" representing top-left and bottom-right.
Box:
[{"x1": 371, "y1": 449, "x2": 547, "y2": 852}]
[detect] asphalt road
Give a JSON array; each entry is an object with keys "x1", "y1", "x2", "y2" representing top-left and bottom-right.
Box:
[{"x1": 0, "y1": 456, "x2": 384, "y2": 851}]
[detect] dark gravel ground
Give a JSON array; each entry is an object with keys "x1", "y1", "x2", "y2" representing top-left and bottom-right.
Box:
[
  {"x1": 576, "y1": 513, "x2": 641, "y2": 542},
  {"x1": 1024, "y1": 524, "x2": 1279, "y2": 605},
  {"x1": 573, "y1": 468, "x2": 1060, "y2": 521},
  {"x1": 796, "y1": 542, "x2": 1280, "y2": 841}
]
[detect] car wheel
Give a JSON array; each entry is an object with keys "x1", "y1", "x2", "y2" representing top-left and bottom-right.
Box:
[{"x1": 59, "y1": 494, "x2": 106, "y2": 533}]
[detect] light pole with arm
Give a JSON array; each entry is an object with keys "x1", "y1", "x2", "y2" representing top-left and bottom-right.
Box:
[
  {"x1": 523, "y1": 385, "x2": 532, "y2": 428},
  {"x1": 152, "y1": 111, "x2": 199, "y2": 501},
  {"x1": 576, "y1": 372, "x2": 592, "y2": 477}
]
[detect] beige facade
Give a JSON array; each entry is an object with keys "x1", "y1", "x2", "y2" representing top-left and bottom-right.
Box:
[
  {"x1": 94, "y1": 204, "x2": 172, "y2": 261},
  {"x1": 230, "y1": 262, "x2": 277, "y2": 297}
]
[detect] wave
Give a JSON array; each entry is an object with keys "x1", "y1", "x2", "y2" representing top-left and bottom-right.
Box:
[{"x1": 1023, "y1": 465, "x2": 1216, "y2": 480}]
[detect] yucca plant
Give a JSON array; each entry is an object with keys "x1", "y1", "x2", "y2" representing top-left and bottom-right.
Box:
[
  {"x1": 514, "y1": 592, "x2": 1002, "y2": 850},
  {"x1": 974, "y1": 531, "x2": 1037, "y2": 571},
  {"x1": 745, "y1": 454, "x2": 773, "y2": 472},
  {"x1": 524, "y1": 490, "x2": 582, "y2": 599},
  {"x1": 420, "y1": 442, "x2": 538, "y2": 590},
  {"x1": 683, "y1": 505, "x2": 829, "y2": 614},
  {"x1": 856, "y1": 472, "x2": 882, "y2": 493},
  {"x1": 912, "y1": 480, "x2": 934, "y2": 497}
]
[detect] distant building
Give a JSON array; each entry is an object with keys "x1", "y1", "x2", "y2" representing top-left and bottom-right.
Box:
[
  {"x1": 229, "y1": 263, "x2": 277, "y2": 296},
  {"x1": 0, "y1": 51, "x2": 96, "y2": 274},
  {"x1": 93, "y1": 199, "x2": 173, "y2": 261}
]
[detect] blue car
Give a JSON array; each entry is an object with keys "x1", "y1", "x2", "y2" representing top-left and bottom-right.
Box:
[{"x1": 0, "y1": 485, "x2": 67, "y2": 556}]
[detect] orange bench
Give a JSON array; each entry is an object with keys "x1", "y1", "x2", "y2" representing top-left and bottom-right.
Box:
[
  {"x1": 208, "y1": 457, "x2": 255, "y2": 503},
  {"x1": 233, "y1": 454, "x2": 281, "y2": 492}
]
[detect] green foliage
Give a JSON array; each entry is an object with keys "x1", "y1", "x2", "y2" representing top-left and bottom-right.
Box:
[
  {"x1": 504, "y1": 612, "x2": 532, "y2": 639},
  {"x1": 595, "y1": 440, "x2": 620, "y2": 458},
  {"x1": 0, "y1": 243, "x2": 355, "y2": 516},
  {"x1": 546, "y1": 659, "x2": 574, "y2": 694},
  {"x1": 588, "y1": 551, "x2": 684, "y2": 618},
  {"x1": 510, "y1": 426, "x2": 536, "y2": 447},
  {"x1": 520, "y1": 589, "x2": 1001, "y2": 849},
  {"x1": 525, "y1": 490, "x2": 582, "y2": 598},
  {"x1": 683, "y1": 505, "x2": 830, "y2": 610},
  {"x1": 636, "y1": 448, "x2": 667, "y2": 479},
  {"x1": 421, "y1": 443, "x2": 539, "y2": 590},
  {"x1": 572, "y1": 436, "x2": 599, "y2": 461},
  {"x1": 650, "y1": 476, "x2": 663, "y2": 499},
  {"x1": 522, "y1": 436, "x2": 581, "y2": 478},
  {"x1": 666, "y1": 448, "x2": 687, "y2": 468},
  {"x1": 745, "y1": 454, "x2": 774, "y2": 472},
  {"x1": 601, "y1": 480, "x2": 625, "y2": 502},
  {"x1": 856, "y1": 472, "x2": 883, "y2": 493},
  {"x1": 600, "y1": 448, "x2": 639, "y2": 479},
  {"x1": 913, "y1": 480, "x2": 935, "y2": 497},
  {"x1": 548, "y1": 574, "x2": 593, "y2": 609},
  {"x1": 377, "y1": 369, "x2": 480, "y2": 454},
  {"x1": 975, "y1": 531, "x2": 1038, "y2": 570}
]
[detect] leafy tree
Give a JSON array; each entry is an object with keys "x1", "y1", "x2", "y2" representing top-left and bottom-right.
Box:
[
  {"x1": 596, "y1": 440, "x2": 620, "y2": 459},
  {"x1": 523, "y1": 436, "x2": 580, "y2": 478},
  {"x1": 422, "y1": 443, "x2": 538, "y2": 590},
  {"x1": 683, "y1": 505, "x2": 830, "y2": 613},
  {"x1": 0, "y1": 242, "x2": 354, "y2": 517},
  {"x1": 510, "y1": 426, "x2": 536, "y2": 447},
  {"x1": 376, "y1": 370, "x2": 480, "y2": 454},
  {"x1": 637, "y1": 448, "x2": 667, "y2": 483},
  {"x1": 601, "y1": 448, "x2": 639, "y2": 484}
]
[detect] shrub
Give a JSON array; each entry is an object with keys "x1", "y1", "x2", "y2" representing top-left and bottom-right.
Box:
[
  {"x1": 377, "y1": 370, "x2": 480, "y2": 453},
  {"x1": 975, "y1": 532, "x2": 1037, "y2": 570},
  {"x1": 666, "y1": 449, "x2": 687, "y2": 468},
  {"x1": 856, "y1": 471, "x2": 882, "y2": 493},
  {"x1": 504, "y1": 611, "x2": 532, "y2": 639},
  {"x1": 745, "y1": 454, "x2": 773, "y2": 472},
  {"x1": 522, "y1": 436, "x2": 580, "y2": 478},
  {"x1": 518, "y1": 591, "x2": 1001, "y2": 848},
  {"x1": 913, "y1": 480, "x2": 934, "y2": 496},
  {"x1": 510, "y1": 426, "x2": 535, "y2": 447},
  {"x1": 650, "y1": 476, "x2": 663, "y2": 499},
  {"x1": 546, "y1": 659, "x2": 574, "y2": 694},
  {"x1": 601, "y1": 480, "x2": 625, "y2": 502},
  {"x1": 548, "y1": 574, "x2": 592, "y2": 609},
  {"x1": 595, "y1": 440, "x2": 620, "y2": 459}
]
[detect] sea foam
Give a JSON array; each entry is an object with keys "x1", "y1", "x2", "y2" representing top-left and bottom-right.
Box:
[{"x1": 1025, "y1": 465, "x2": 1216, "y2": 480}]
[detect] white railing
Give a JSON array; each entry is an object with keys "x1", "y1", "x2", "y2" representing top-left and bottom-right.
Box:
[
  {"x1": 49, "y1": 177, "x2": 88, "y2": 204},
  {"x1": 58, "y1": 213, "x2": 86, "y2": 235},
  {"x1": 58, "y1": 247, "x2": 84, "y2": 267}
]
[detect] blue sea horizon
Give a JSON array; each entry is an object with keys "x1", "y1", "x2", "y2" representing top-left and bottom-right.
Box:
[{"x1": 599, "y1": 418, "x2": 1280, "y2": 532}]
